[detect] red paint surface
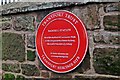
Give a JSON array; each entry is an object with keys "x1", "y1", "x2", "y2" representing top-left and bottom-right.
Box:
[{"x1": 36, "y1": 10, "x2": 88, "y2": 73}]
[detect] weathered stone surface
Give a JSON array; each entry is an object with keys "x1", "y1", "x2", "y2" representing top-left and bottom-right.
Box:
[
  {"x1": 2, "y1": 33, "x2": 25, "y2": 62},
  {"x1": 36, "y1": 10, "x2": 51, "y2": 23},
  {"x1": 21, "y1": 64, "x2": 40, "y2": 76},
  {"x1": 93, "y1": 48, "x2": 120, "y2": 76},
  {"x1": 51, "y1": 73, "x2": 72, "y2": 78},
  {"x1": 27, "y1": 50, "x2": 36, "y2": 61},
  {"x1": 0, "y1": 2, "x2": 78, "y2": 15},
  {"x1": 73, "y1": 51, "x2": 90, "y2": 73},
  {"x1": 35, "y1": 10, "x2": 52, "y2": 30},
  {"x1": 104, "y1": 15, "x2": 120, "y2": 31},
  {"x1": 2, "y1": 63, "x2": 20, "y2": 73},
  {"x1": 3, "y1": 73, "x2": 15, "y2": 80},
  {"x1": 27, "y1": 34, "x2": 35, "y2": 49},
  {"x1": 104, "y1": 3, "x2": 119, "y2": 12},
  {"x1": 16, "y1": 75, "x2": 25, "y2": 80},
  {"x1": 41, "y1": 71, "x2": 49, "y2": 78},
  {"x1": 75, "y1": 76, "x2": 120, "y2": 80},
  {"x1": 1, "y1": 22, "x2": 12, "y2": 30},
  {"x1": 39, "y1": 60, "x2": 48, "y2": 70},
  {"x1": 0, "y1": 16, "x2": 12, "y2": 30},
  {"x1": 13, "y1": 15, "x2": 35, "y2": 31},
  {"x1": 71, "y1": 4, "x2": 100, "y2": 30},
  {"x1": 49, "y1": 78, "x2": 73, "y2": 80},
  {"x1": 94, "y1": 31, "x2": 120, "y2": 45}
]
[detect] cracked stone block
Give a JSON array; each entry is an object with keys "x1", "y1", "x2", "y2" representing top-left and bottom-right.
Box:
[
  {"x1": 93, "y1": 48, "x2": 120, "y2": 76},
  {"x1": 71, "y1": 4, "x2": 100, "y2": 30},
  {"x1": 2, "y1": 33, "x2": 25, "y2": 62},
  {"x1": 104, "y1": 3, "x2": 119, "y2": 12},
  {"x1": 27, "y1": 50, "x2": 36, "y2": 61},
  {"x1": 3, "y1": 73, "x2": 15, "y2": 80},
  {"x1": 21, "y1": 64, "x2": 40, "y2": 76},
  {"x1": 13, "y1": 15, "x2": 35, "y2": 31},
  {"x1": 75, "y1": 76, "x2": 120, "y2": 80},
  {"x1": 2, "y1": 63, "x2": 20, "y2": 73},
  {"x1": 94, "y1": 31, "x2": 120, "y2": 45},
  {"x1": 27, "y1": 34, "x2": 35, "y2": 49},
  {"x1": 104, "y1": 15, "x2": 120, "y2": 31},
  {"x1": 0, "y1": 16, "x2": 12, "y2": 30}
]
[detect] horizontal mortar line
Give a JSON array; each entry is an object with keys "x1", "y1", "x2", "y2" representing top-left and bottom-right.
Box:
[
  {"x1": 94, "y1": 30, "x2": 120, "y2": 34},
  {"x1": 3, "y1": 71, "x2": 42, "y2": 79},
  {"x1": 93, "y1": 31, "x2": 120, "y2": 35},
  {"x1": 94, "y1": 44, "x2": 120, "y2": 48},
  {"x1": 21, "y1": 61, "x2": 36, "y2": 65},
  {"x1": 0, "y1": 21, "x2": 11, "y2": 24},
  {"x1": 2, "y1": 60, "x2": 36, "y2": 65},
  {"x1": 2, "y1": 30, "x2": 35, "y2": 34},
  {"x1": 2, "y1": 60, "x2": 21, "y2": 64},
  {"x1": 74, "y1": 74, "x2": 120, "y2": 78},
  {"x1": 26, "y1": 48, "x2": 36, "y2": 51},
  {"x1": 104, "y1": 12, "x2": 119, "y2": 16}
]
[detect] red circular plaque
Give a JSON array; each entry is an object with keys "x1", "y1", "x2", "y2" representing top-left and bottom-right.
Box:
[{"x1": 36, "y1": 10, "x2": 88, "y2": 73}]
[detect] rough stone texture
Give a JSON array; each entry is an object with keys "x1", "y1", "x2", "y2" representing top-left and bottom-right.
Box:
[
  {"x1": 51, "y1": 73, "x2": 72, "y2": 78},
  {"x1": 104, "y1": 3, "x2": 119, "y2": 12},
  {"x1": 2, "y1": 73, "x2": 15, "y2": 80},
  {"x1": 75, "y1": 76, "x2": 120, "y2": 80},
  {"x1": 0, "y1": 2, "x2": 79, "y2": 15},
  {"x1": 27, "y1": 33, "x2": 35, "y2": 49},
  {"x1": 2, "y1": 33, "x2": 25, "y2": 62},
  {"x1": 1, "y1": 2, "x2": 120, "y2": 79},
  {"x1": 1, "y1": 22, "x2": 12, "y2": 30},
  {"x1": 73, "y1": 51, "x2": 90, "y2": 73},
  {"x1": 36, "y1": 10, "x2": 52, "y2": 28},
  {"x1": 93, "y1": 48, "x2": 120, "y2": 76},
  {"x1": 71, "y1": 4, "x2": 100, "y2": 30},
  {"x1": 0, "y1": 16, "x2": 12, "y2": 30},
  {"x1": 41, "y1": 71, "x2": 49, "y2": 78},
  {"x1": 16, "y1": 75, "x2": 25, "y2": 80},
  {"x1": 27, "y1": 50, "x2": 36, "y2": 61},
  {"x1": 104, "y1": 15, "x2": 120, "y2": 31},
  {"x1": 93, "y1": 31, "x2": 120, "y2": 45},
  {"x1": 2, "y1": 63, "x2": 20, "y2": 73},
  {"x1": 21, "y1": 64, "x2": 40, "y2": 76},
  {"x1": 13, "y1": 15, "x2": 35, "y2": 31},
  {"x1": 39, "y1": 59, "x2": 48, "y2": 70}
]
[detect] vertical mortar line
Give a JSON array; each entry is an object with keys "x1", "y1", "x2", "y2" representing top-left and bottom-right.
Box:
[
  {"x1": 19, "y1": 63, "x2": 22, "y2": 75},
  {"x1": 40, "y1": 71, "x2": 42, "y2": 78},
  {"x1": 48, "y1": 71, "x2": 51, "y2": 79},
  {"x1": 49, "y1": 72, "x2": 52, "y2": 79},
  {"x1": 99, "y1": 6, "x2": 105, "y2": 31},
  {"x1": 72, "y1": 73, "x2": 75, "y2": 78},
  {"x1": 11, "y1": 15, "x2": 15, "y2": 31},
  {"x1": 88, "y1": 31, "x2": 95, "y2": 74},
  {"x1": 100, "y1": 15, "x2": 104, "y2": 31},
  {"x1": 25, "y1": 34, "x2": 27, "y2": 62}
]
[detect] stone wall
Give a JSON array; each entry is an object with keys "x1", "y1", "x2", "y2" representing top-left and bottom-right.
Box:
[{"x1": 0, "y1": 2, "x2": 120, "y2": 80}]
